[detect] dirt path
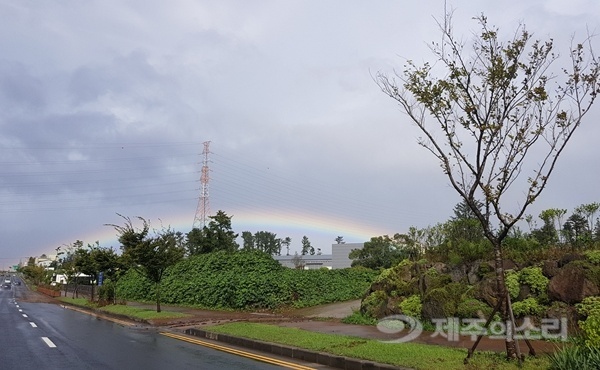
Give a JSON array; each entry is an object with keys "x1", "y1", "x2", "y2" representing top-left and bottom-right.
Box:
[{"x1": 287, "y1": 299, "x2": 361, "y2": 319}]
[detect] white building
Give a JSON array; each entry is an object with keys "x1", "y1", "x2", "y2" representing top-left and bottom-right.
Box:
[
  {"x1": 274, "y1": 243, "x2": 364, "y2": 269},
  {"x1": 35, "y1": 254, "x2": 58, "y2": 268}
]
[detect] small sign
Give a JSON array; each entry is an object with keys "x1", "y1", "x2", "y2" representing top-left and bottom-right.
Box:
[{"x1": 98, "y1": 272, "x2": 104, "y2": 286}]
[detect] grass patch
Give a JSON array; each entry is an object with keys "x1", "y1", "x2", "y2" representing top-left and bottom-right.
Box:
[
  {"x1": 57, "y1": 297, "x2": 189, "y2": 320},
  {"x1": 206, "y1": 322, "x2": 550, "y2": 370},
  {"x1": 58, "y1": 297, "x2": 96, "y2": 307},
  {"x1": 99, "y1": 305, "x2": 190, "y2": 320},
  {"x1": 342, "y1": 310, "x2": 377, "y2": 325}
]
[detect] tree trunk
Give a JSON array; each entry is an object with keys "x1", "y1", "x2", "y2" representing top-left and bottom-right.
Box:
[
  {"x1": 155, "y1": 282, "x2": 161, "y2": 313},
  {"x1": 492, "y1": 242, "x2": 517, "y2": 359}
]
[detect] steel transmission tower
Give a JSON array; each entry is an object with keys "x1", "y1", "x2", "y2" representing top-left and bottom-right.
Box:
[{"x1": 193, "y1": 141, "x2": 211, "y2": 229}]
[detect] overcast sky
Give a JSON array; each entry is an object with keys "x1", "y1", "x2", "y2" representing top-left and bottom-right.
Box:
[{"x1": 1, "y1": 0, "x2": 600, "y2": 268}]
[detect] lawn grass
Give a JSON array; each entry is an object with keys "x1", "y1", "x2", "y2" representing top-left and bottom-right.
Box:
[
  {"x1": 99, "y1": 305, "x2": 190, "y2": 320},
  {"x1": 57, "y1": 297, "x2": 95, "y2": 307},
  {"x1": 57, "y1": 297, "x2": 190, "y2": 320},
  {"x1": 206, "y1": 322, "x2": 551, "y2": 370}
]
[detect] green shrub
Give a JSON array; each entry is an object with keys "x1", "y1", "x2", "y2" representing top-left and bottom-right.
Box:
[
  {"x1": 511, "y1": 297, "x2": 545, "y2": 317},
  {"x1": 116, "y1": 269, "x2": 154, "y2": 301},
  {"x1": 423, "y1": 267, "x2": 451, "y2": 290},
  {"x1": 117, "y1": 250, "x2": 377, "y2": 310},
  {"x1": 584, "y1": 250, "x2": 600, "y2": 265},
  {"x1": 399, "y1": 295, "x2": 422, "y2": 319},
  {"x1": 576, "y1": 296, "x2": 600, "y2": 347},
  {"x1": 577, "y1": 296, "x2": 600, "y2": 316},
  {"x1": 422, "y1": 283, "x2": 470, "y2": 320},
  {"x1": 519, "y1": 266, "x2": 549, "y2": 296},
  {"x1": 456, "y1": 299, "x2": 492, "y2": 319},
  {"x1": 505, "y1": 271, "x2": 520, "y2": 300},
  {"x1": 579, "y1": 314, "x2": 600, "y2": 348},
  {"x1": 98, "y1": 279, "x2": 116, "y2": 303},
  {"x1": 362, "y1": 290, "x2": 388, "y2": 318},
  {"x1": 342, "y1": 310, "x2": 377, "y2": 325},
  {"x1": 370, "y1": 259, "x2": 416, "y2": 297},
  {"x1": 476, "y1": 263, "x2": 493, "y2": 279},
  {"x1": 503, "y1": 236, "x2": 543, "y2": 263}
]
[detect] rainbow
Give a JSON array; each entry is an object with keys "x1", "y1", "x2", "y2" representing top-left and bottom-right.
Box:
[{"x1": 43, "y1": 208, "x2": 393, "y2": 256}]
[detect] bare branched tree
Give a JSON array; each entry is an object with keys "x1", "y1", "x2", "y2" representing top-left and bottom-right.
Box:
[{"x1": 377, "y1": 13, "x2": 600, "y2": 359}]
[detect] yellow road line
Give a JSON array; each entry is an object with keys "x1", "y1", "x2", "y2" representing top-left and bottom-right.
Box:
[{"x1": 160, "y1": 332, "x2": 315, "y2": 370}]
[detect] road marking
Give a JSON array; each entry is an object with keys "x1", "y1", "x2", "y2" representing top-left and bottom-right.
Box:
[
  {"x1": 160, "y1": 332, "x2": 315, "y2": 370},
  {"x1": 41, "y1": 337, "x2": 57, "y2": 348},
  {"x1": 30, "y1": 322, "x2": 37, "y2": 328},
  {"x1": 18, "y1": 309, "x2": 23, "y2": 312},
  {"x1": 22, "y1": 314, "x2": 28, "y2": 318}
]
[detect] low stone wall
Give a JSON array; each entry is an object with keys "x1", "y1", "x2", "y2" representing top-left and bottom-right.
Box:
[{"x1": 37, "y1": 286, "x2": 61, "y2": 297}]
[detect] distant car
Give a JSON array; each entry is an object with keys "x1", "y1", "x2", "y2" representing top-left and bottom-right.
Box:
[
  {"x1": 2, "y1": 283, "x2": 10, "y2": 289},
  {"x1": 15, "y1": 281, "x2": 21, "y2": 286},
  {"x1": 4, "y1": 278, "x2": 11, "y2": 284}
]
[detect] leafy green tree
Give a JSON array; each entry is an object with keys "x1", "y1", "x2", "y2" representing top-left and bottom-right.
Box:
[
  {"x1": 21, "y1": 264, "x2": 49, "y2": 286},
  {"x1": 254, "y1": 231, "x2": 280, "y2": 255},
  {"x1": 110, "y1": 216, "x2": 185, "y2": 312},
  {"x1": 349, "y1": 234, "x2": 408, "y2": 269},
  {"x1": 422, "y1": 223, "x2": 447, "y2": 250},
  {"x1": 576, "y1": 202, "x2": 600, "y2": 235},
  {"x1": 301, "y1": 236, "x2": 314, "y2": 255},
  {"x1": 335, "y1": 236, "x2": 345, "y2": 244},
  {"x1": 74, "y1": 242, "x2": 121, "y2": 301},
  {"x1": 185, "y1": 227, "x2": 204, "y2": 255},
  {"x1": 404, "y1": 227, "x2": 425, "y2": 260},
  {"x1": 281, "y1": 236, "x2": 292, "y2": 256},
  {"x1": 563, "y1": 212, "x2": 590, "y2": 249},
  {"x1": 57, "y1": 240, "x2": 84, "y2": 297},
  {"x1": 241, "y1": 231, "x2": 287, "y2": 255},
  {"x1": 185, "y1": 210, "x2": 239, "y2": 255},
  {"x1": 448, "y1": 200, "x2": 485, "y2": 243},
  {"x1": 241, "y1": 231, "x2": 255, "y2": 250},
  {"x1": 542, "y1": 208, "x2": 568, "y2": 243},
  {"x1": 451, "y1": 199, "x2": 482, "y2": 221},
  {"x1": 527, "y1": 209, "x2": 558, "y2": 247},
  {"x1": 377, "y1": 12, "x2": 600, "y2": 359}
]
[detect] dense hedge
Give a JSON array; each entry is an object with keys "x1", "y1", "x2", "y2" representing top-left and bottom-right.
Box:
[{"x1": 115, "y1": 250, "x2": 377, "y2": 310}]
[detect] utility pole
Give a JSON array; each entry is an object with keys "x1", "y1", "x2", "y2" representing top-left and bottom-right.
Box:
[{"x1": 193, "y1": 141, "x2": 211, "y2": 229}]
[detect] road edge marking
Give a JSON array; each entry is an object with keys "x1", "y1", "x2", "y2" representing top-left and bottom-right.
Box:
[{"x1": 160, "y1": 331, "x2": 315, "y2": 370}]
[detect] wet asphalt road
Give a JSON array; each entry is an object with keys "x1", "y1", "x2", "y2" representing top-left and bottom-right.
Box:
[{"x1": 0, "y1": 281, "x2": 285, "y2": 370}]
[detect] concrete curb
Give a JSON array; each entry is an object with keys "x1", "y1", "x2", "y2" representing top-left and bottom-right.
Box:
[{"x1": 184, "y1": 328, "x2": 409, "y2": 370}]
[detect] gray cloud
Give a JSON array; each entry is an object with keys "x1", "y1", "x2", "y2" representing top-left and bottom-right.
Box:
[{"x1": 0, "y1": 1, "x2": 599, "y2": 266}]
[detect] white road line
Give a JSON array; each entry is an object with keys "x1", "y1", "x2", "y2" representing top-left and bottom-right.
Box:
[
  {"x1": 18, "y1": 309, "x2": 23, "y2": 312},
  {"x1": 41, "y1": 337, "x2": 56, "y2": 348},
  {"x1": 30, "y1": 322, "x2": 37, "y2": 328},
  {"x1": 22, "y1": 314, "x2": 28, "y2": 318}
]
